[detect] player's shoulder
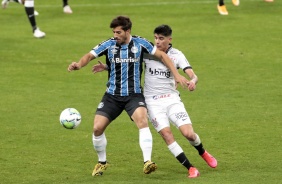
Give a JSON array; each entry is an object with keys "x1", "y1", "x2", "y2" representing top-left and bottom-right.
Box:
[
  {"x1": 132, "y1": 35, "x2": 151, "y2": 43},
  {"x1": 132, "y1": 35, "x2": 144, "y2": 39},
  {"x1": 168, "y1": 47, "x2": 183, "y2": 55},
  {"x1": 95, "y1": 37, "x2": 116, "y2": 48},
  {"x1": 97, "y1": 37, "x2": 116, "y2": 45}
]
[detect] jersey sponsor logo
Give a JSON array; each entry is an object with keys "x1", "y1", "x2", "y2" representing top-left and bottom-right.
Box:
[
  {"x1": 112, "y1": 57, "x2": 139, "y2": 63},
  {"x1": 174, "y1": 112, "x2": 188, "y2": 120},
  {"x1": 111, "y1": 45, "x2": 119, "y2": 54},
  {"x1": 152, "y1": 93, "x2": 171, "y2": 100},
  {"x1": 148, "y1": 68, "x2": 171, "y2": 78}
]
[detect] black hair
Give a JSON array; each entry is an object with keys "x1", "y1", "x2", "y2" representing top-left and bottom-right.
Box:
[
  {"x1": 110, "y1": 16, "x2": 132, "y2": 31},
  {"x1": 154, "y1": 25, "x2": 172, "y2": 36}
]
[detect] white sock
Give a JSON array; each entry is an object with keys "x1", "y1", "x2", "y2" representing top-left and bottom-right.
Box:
[
  {"x1": 168, "y1": 141, "x2": 184, "y2": 157},
  {"x1": 189, "y1": 133, "x2": 201, "y2": 146},
  {"x1": 92, "y1": 133, "x2": 107, "y2": 162},
  {"x1": 24, "y1": 0, "x2": 34, "y2": 7},
  {"x1": 139, "y1": 127, "x2": 153, "y2": 162}
]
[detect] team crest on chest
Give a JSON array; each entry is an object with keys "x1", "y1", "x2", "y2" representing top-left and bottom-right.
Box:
[{"x1": 131, "y1": 46, "x2": 138, "y2": 53}]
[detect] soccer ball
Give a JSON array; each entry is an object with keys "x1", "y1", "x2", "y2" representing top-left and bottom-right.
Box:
[{"x1": 59, "y1": 108, "x2": 81, "y2": 129}]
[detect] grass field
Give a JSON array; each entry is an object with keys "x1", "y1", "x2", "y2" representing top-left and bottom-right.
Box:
[{"x1": 0, "y1": 0, "x2": 281, "y2": 183}]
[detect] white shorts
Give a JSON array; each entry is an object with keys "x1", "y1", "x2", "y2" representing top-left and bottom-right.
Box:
[{"x1": 145, "y1": 93, "x2": 192, "y2": 132}]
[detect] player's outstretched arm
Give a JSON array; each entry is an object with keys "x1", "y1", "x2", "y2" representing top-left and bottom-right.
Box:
[
  {"x1": 68, "y1": 53, "x2": 95, "y2": 72},
  {"x1": 185, "y1": 68, "x2": 198, "y2": 91}
]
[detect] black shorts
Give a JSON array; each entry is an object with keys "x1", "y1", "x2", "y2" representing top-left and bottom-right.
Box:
[{"x1": 96, "y1": 92, "x2": 147, "y2": 122}]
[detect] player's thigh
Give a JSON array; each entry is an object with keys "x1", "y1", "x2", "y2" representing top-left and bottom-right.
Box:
[
  {"x1": 96, "y1": 93, "x2": 124, "y2": 122},
  {"x1": 125, "y1": 93, "x2": 148, "y2": 127},
  {"x1": 131, "y1": 106, "x2": 148, "y2": 128},
  {"x1": 147, "y1": 103, "x2": 170, "y2": 132},
  {"x1": 168, "y1": 102, "x2": 192, "y2": 128},
  {"x1": 125, "y1": 93, "x2": 147, "y2": 116}
]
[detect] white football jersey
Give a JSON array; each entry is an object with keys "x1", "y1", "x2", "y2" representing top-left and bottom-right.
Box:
[{"x1": 143, "y1": 45, "x2": 191, "y2": 98}]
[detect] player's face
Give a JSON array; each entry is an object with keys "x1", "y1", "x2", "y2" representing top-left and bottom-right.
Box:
[
  {"x1": 112, "y1": 26, "x2": 130, "y2": 45},
  {"x1": 154, "y1": 34, "x2": 171, "y2": 52}
]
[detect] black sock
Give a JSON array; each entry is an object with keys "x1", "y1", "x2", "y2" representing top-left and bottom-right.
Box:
[
  {"x1": 194, "y1": 143, "x2": 205, "y2": 155},
  {"x1": 219, "y1": 0, "x2": 224, "y2": 6},
  {"x1": 24, "y1": 7, "x2": 37, "y2": 32},
  {"x1": 99, "y1": 161, "x2": 107, "y2": 165},
  {"x1": 63, "y1": 0, "x2": 68, "y2": 7},
  {"x1": 176, "y1": 152, "x2": 193, "y2": 170}
]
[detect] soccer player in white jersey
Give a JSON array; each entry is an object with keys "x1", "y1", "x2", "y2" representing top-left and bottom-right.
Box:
[
  {"x1": 93, "y1": 24, "x2": 218, "y2": 178},
  {"x1": 1, "y1": 0, "x2": 45, "y2": 38},
  {"x1": 143, "y1": 25, "x2": 217, "y2": 178}
]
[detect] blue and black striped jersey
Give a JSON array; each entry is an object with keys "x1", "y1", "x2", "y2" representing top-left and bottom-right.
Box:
[{"x1": 90, "y1": 36, "x2": 156, "y2": 96}]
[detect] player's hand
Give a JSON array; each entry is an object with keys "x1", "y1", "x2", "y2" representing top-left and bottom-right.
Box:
[
  {"x1": 174, "y1": 74, "x2": 189, "y2": 89},
  {"x1": 92, "y1": 61, "x2": 106, "y2": 74},
  {"x1": 68, "y1": 62, "x2": 81, "y2": 72},
  {"x1": 187, "y1": 81, "x2": 196, "y2": 91}
]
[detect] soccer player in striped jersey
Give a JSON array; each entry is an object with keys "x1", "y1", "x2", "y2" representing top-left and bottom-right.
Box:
[
  {"x1": 68, "y1": 16, "x2": 189, "y2": 176},
  {"x1": 143, "y1": 25, "x2": 217, "y2": 178},
  {"x1": 1, "y1": 0, "x2": 45, "y2": 38}
]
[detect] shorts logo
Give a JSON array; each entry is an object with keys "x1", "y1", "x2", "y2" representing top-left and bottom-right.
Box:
[
  {"x1": 151, "y1": 118, "x2": 159, "y2": 128},
  {"x1": 152, "y1": 94, "x2": 171, "y2": 100},
  {"x1": 98, "y1": 102, "x2": 104, "y2": 109},
  {"x1": 175, "y1": 112, "x2": 188, "y2": 120},
  {"x1": 139, "y1": 102, "x2": 145, "y2": 106}
]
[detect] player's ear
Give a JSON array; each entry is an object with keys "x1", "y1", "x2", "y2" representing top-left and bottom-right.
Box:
[
  {"x1": 126, "y1": 29, "x2": 131, "y2": 34},
  {"x1": 168, "y1": 37, "x2": 172, "y2": 42}
]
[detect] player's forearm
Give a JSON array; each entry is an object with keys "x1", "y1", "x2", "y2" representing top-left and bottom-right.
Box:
[
  {"x1": 161, "y1": 54, "x2": 180, "y2": 77},
  {"x1": 185, "y1": 69, "x2": 198, "y2": 84},
  {"x1": 78, "y1": 53, "x2": 95, "y2": 68},
  {"x1": 190, "y1": 74, "x2": 198, "y2": 84}
]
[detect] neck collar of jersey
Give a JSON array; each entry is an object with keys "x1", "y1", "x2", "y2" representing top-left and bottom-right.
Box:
[{"x1": 165, "y1": 44, "x2": 172, "y2": 53}]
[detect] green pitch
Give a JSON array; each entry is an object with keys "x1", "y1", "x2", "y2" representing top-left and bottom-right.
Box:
[{"x1": 0, "y1": 0, "x2": 281, "y2": 183}]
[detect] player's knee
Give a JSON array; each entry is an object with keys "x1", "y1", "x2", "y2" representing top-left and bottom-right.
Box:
[
  {"x1": 134, "y1": 117, "x2": 149, "y2": 128},
  {"x1": 182, "y1": 130, "x2": 196, "y2": 141},
  {"x1": 93, "y1": 128, "x2": 103, "y2": 136},
  {"x1": 160, "y1": 129, "x2": 175, "y2": 144},
  {"x1": 93, "y1": 123, "x2": 106, "y2": 136}
]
